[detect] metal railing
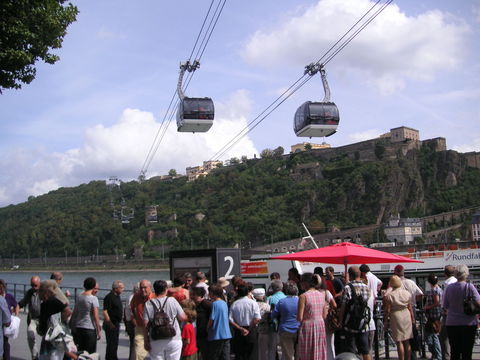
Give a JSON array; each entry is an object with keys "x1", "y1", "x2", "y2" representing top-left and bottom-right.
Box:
[{"x1": 6, "y1": 282, "x2": 134, "y2": 319}]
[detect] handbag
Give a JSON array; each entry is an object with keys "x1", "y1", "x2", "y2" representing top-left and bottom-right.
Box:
[
  {"x1": 45, "y1": 313, "x2": 67, "y2": 343},
  {"x1": 326, "y1": 307, "x2": 342, "y2": 332},
  {"x1": 463, "y1": 283, "x2": 480, "y2": 316},
  {"x1": 425, "y1": 319, "x2": 441, "y2": 334},
  {"x1": 4, "y1": 315, "x2": 20, "y2": 339}
]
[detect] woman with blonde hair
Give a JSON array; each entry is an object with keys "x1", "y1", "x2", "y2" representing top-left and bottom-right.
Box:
[
  {"x1": 384, "y1": 275, "x2": 414, "y2": 360},
  {"x1": 38, "y1": 280, "x2": 72, "y2": 360}
]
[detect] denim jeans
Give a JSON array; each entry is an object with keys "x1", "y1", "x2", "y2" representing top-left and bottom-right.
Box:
[{"x1": 425, "y1": 331, "x2": 442, "y2": 360}]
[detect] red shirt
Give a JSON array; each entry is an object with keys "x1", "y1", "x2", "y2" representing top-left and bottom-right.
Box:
[
  {"x1": 181, "y1": 322, "x2": 197, "y2": 356},
  {"x1": 167, "y1": 288, "x2": 188, "y2": 303},
  {"x1": 130, "y1": 292, "x2": 155, "y2": 328},
  {"x1": 325, "y1": 279, "x2": 336, "y2": 297}
]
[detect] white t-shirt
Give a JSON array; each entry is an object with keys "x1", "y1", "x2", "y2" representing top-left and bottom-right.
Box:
[
  {"x1": 229, "y1": 297, "x2": 260, "y2": 327},
  {"x1": 444, "y1": 276, "x2": 457, "y2": 288},
  {"x1": 366, "y1": 272, "x2": 382, "y2": 298},
  {"x1": 367, "y1": 289, "x2": 376, "y2": 331},
  {"x1": 326, "y1": 290, "x2": 334, "y2": 304},
  {"x1": 124, "y1": 293, "x2": 135, "y2": 322},
  {"x1": 195, "y1": 282, "x2": 210, "y2": 296},
  {"x1": 143, "y1": 296, "x2": 185, "y2": 340},
  {"x1": 401, "y1": 278, "x2": 424, "y2": 306},
  {"x1": 442, "y1": 276, "x2": 457, "y2": 307}
]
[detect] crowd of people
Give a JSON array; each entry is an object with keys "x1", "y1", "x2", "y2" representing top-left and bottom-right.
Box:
[{"x1": 0, "y1": 264, "x2": 479, "y2": 360}]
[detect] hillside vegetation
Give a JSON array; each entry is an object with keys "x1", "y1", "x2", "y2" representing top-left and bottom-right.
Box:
[{"x1": 1, "y1": 143, "x2": 479, "y2": 258}]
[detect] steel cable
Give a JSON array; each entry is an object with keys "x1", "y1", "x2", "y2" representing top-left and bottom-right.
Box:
[
  {"x1": 140, "y1": 0, "x2": 227, "y2": 177},
  {"x1": 209, "y1": 0, "x2": 392, "y2": 161}
]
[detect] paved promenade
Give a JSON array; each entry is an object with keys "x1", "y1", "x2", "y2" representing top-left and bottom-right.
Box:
[{"x1": 10, "y1": 312, "x2": 131, "y2": 360}]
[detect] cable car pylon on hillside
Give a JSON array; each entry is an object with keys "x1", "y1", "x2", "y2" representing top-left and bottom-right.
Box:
[
  {"x1": 176, "y1": 60, "x2": 215, "y2": 133},
  {"x1": 106, "y1": 176, "x2": 134, "y2": 224},
  {"x1": 294, "y1": 64, "x2": 339, "y2": 138}
]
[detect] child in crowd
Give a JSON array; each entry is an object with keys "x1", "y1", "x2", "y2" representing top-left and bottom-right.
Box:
[{"x1": 181, "y1": 301, "x2": 198, "y2": 360}]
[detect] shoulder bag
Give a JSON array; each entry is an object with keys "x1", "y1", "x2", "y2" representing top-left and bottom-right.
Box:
[{"x1": 463, "y1": 283, "x2": 480, "y2": 316}]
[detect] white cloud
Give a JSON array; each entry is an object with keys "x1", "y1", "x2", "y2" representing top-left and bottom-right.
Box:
[
  {"x1": 348, "y1": 129, "x2": 384, "y2": 143},
  {"x1": 0, "y1": 90, "x2": 258, "y2": 206},
  {"x1": 243, "y1": 0, "x2": 469, "y2": 94},
  {"x1": 452, "y1": 138, "x2": 480, "y2": 153},
  {"x1": 29, "y1": 178, "x2": 61, "y2": 197}
]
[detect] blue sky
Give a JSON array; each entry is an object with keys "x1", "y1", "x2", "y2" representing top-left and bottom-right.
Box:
[{"x1": 1, "y1": 0, "x2": 479, "y2": 206}]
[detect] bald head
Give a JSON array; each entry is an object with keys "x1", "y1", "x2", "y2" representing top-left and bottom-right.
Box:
[
  {"x1": 348, "y1": 266, "x2": 361, "y2": 281},
  {"x1": 444, "y1": 265, "x2": 455, "y2": 278},
  {"x1": 50, "y1": 272, "x2": 63, "y2": 284},
  {"x1": 31, "y1": 276, "x2": 41, "y2": 290}
]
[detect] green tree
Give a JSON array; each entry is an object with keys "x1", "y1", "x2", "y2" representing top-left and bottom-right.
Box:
[
  {"x1": 260, "y1": 148, "x2": 273, "y2": 158},
  {"x1": 273, "y1": 146, "x2": 284, "y2": 158},
  {"x1": 0, "y1": 0, "x2": 79, "y2": 91},
  {"x1": 228, "y1": 157, "x2": 240, "y2": 165},
  {"x1": 168, "y1": 169, "x2": 177, "y2": 176}
]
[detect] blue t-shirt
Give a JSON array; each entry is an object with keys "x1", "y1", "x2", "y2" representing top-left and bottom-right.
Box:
[
  {"x1": 208, "y1": 300, "x2": 232, "y2": 341},
  {"x1": 271, "y1": 296, "x2": 300, "y2": 333},
  {"x1": 268, "y1": 291, "x2": 286, "y2": 307}
]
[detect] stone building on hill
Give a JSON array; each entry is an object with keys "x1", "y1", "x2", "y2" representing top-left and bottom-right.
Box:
[
  {"x1": 384, "y1": 215, "x2": 423, "y2": 245},
  {"x1": 291, "y1": 142, "x2": 331, "y2": 153},
  {"x1": 186, "y1": 160, "x2": 222, "y2": 182},
  {"x1": 465, "y1": 152, "x2": 480, "y2": 169},
  {"x1": 390, "y1": 126, "x2": 420, "y2": 143}
]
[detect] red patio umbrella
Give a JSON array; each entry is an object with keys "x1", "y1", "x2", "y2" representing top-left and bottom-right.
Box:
[{"x1": 272, "y1": 242, "x2": 422, "y2": 275}]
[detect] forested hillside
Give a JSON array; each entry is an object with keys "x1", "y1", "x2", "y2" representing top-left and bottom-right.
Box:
[{"x1": 1, "y1": 143, "x2": 479, "y2": 258}]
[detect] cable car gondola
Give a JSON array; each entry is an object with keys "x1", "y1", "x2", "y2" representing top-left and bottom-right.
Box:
[
  {"x1": 176, "y1": 60, "x2": 214, "y2": 133},
  {"x1": 121, "y1": 206, "x2": 134, "y2": 224},
  {"x1": 294, "y1": 64, "x2": 339, "y2": 138},
  {"x1": 177, "y1": 97, "x2": 214, "y2": 133}
]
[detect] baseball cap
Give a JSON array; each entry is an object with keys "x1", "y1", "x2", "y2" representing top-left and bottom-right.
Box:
[{"x1": 252, "y1": 288, "x2": 265, "y2": 297}]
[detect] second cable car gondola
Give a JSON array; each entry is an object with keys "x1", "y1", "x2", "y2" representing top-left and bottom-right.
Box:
[
  {"x1": 177, "y1": 97, "x2": 214, "y2": 133},
  {"x1": 176, "y1": 60, "x2": 214, "y2": 133},
  {"x1": 294, "y1": 64, "x2": 339, "y2": 138}
]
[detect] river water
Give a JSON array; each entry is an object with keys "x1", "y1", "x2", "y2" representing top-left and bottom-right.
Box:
[{"x1": 0, "y1": 270, "x2": 170, "y2": 301}]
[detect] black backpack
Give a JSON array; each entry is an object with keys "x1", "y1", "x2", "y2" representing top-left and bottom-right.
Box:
[
  {"x1": 343, "y1": 283, "x2": 371, "y2": 331},
  {"x1": 149, "y1": 298, "x2": 176, "y2": 340}
]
